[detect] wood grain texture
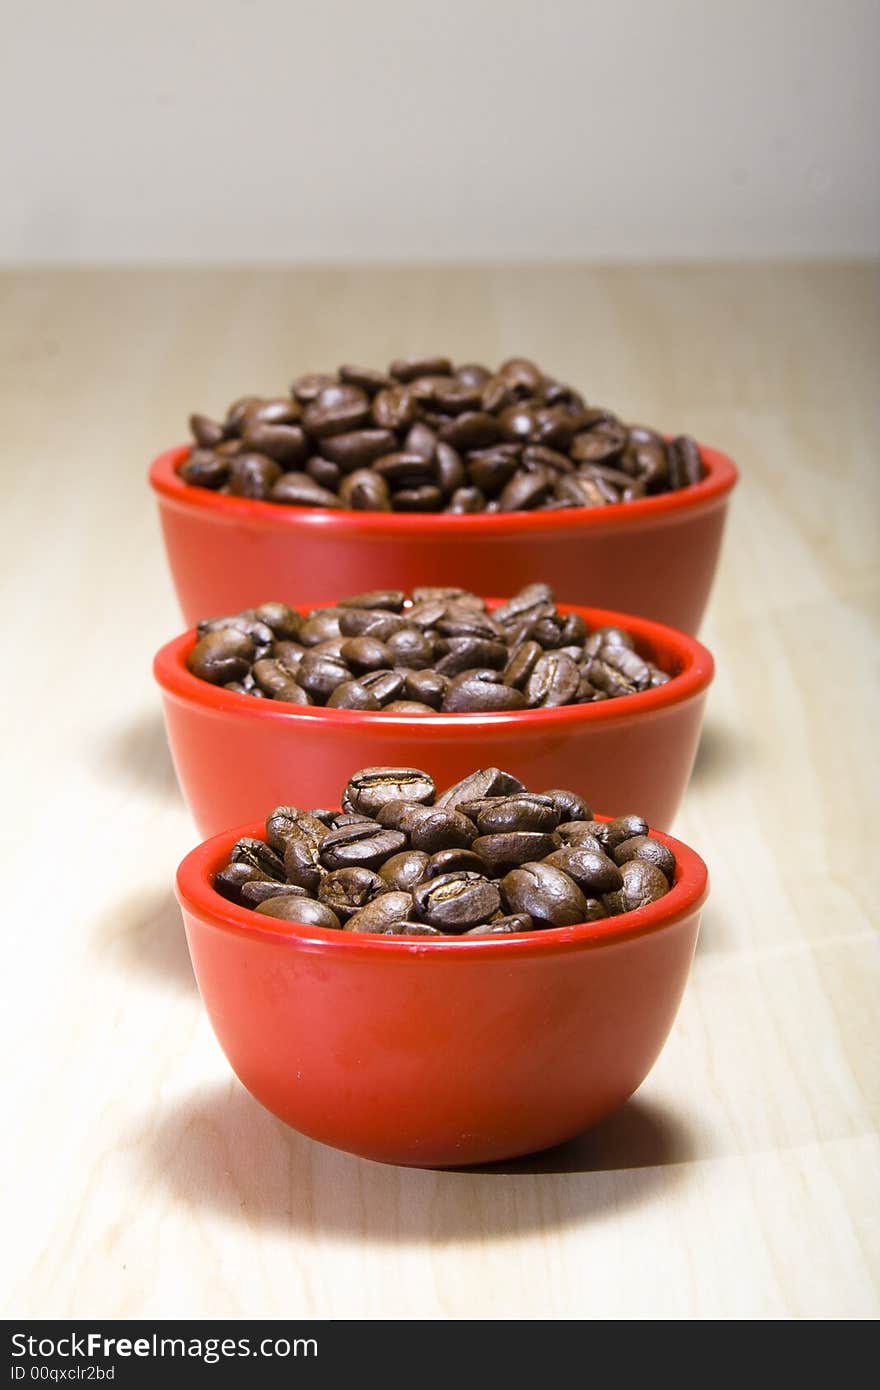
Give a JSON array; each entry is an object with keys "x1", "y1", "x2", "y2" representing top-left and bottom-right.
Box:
[{"x1": 1, "y1": 263, "x2": 878, "y2": 1320}]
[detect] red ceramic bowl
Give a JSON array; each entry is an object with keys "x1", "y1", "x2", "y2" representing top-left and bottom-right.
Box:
[
  {"x1": 149, "y1": 443, "x2": 738, "y2": 632},
  {"x1": 177, "y1": 817, "x2": 708, "y2": 1167},
  {"x1": 154, "y1": 602, "x2": 713, "y2": 836}
]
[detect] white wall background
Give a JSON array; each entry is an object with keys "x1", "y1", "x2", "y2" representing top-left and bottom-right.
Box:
[{"x1": 3, "y1": 0, "x2": 878, "y2": 262}]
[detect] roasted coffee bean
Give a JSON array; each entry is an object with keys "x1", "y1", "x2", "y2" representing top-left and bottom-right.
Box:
[
  {"x1": 604, "y1": 859, "x2": 670, "y2": 913},
  {"x1": 442, "y1": 672, "x2": 527, "y2": 713},
  {"x1": 448, "y1": 486, "x2": 486, "y2": 512},
  {"x1": 434, "y1": 442, "x2": 465, "y2": 493},
  {"x1": 467, "y1": 447, "x2": 519, "y2": 496},
  {"x1": 390, "y1": 356, "x2": 453, "y2": 383},
  {"x1": 403, "y1": 669, "x2": 448, "y2": 708},
  {"x1": 241, "y1": 397, "x2": 302, "y2": 429},
  {"x1": 215, "y1": 766, "x2": 675, "y2": 936},
  {"x1": 197, "y1": 612, "x2": 274, "y2": 648},
  {"x1": 358, "y1": 669, "x2": 406, "y2": 703},
  {"x1": 404, "y1": 422, "x2": 438, "y2": 459},
  {"x1": 252, "y1": 602, "x2": 302, "y2": 640},
  {"x1": 255, "y1": 896, "x2": 342, "y2": 929},
  {"x1": 372, "y1": 451, "x2": 434, "y2": 485},
  {"x1": 391, "y1": 484, "x2": 444, "y2": 511},
  {"x1": 339, "y1": 589, "x2": 407, "y2": 611},
  {"x1": 434, "y1": 638, "x2": 509, "y2": 676},
  {"x1": 425, "y1": 848, "x2": 488, "y2": 877},
  {"x1": 379, "y1": 850, "x2": 431, "y2": 891},
  {"x1": 213, "y1": 861, "x2": 267, "y2": 903},
  {"x1": 435, "y1": 767, "x2": 526, "y2": 811},
  {"x1": 382, "y1": 921, "x2": 445, "y2": 937},
  {"x1": 307, "y1": 455, "x2": 342, "y2": 489},
  {"x1": 375, "y1": 800, "x2": 436, "y2": 832},
  {"x1": 456, "y1": 363, "x2": 492, "y2": 387},
  {"x1": 318, "y1": 428, "x2": 398, "y2": 470},
  {"x1": 190, "y1": 357, "x2": 718, "y2": 515},
  {"x1": 501, "y1": 862, "x2": 587, "y2": 927},
  {"x1": 492, "y1": 584, "x2": 554, "y2": 625},
  {"x1": 542, "y1": 845, "x2": 623, "y2": 895},
  {"x1": 436, "y1": 607, "x2": 501, "y2": 641},
  {"x1": 612, "y1": 835, "x2": 676, "y2": 881},
  {"x1": 371, "y1": 384, "x2": 416, "y2": 432},
  {"x1": 337, "y1": 608, "x2": 408, "y2": 639},
  {"x1": 559, "y1": 821, "x2": 609, "y2": 849},
  {"x1": 602, "y1": 814, "x2": 650, "y2": 849},
  {"x1": 413, "y1": 872, "x2": 501, "y2": 931},
  {"x1": 270, "y1": 472, "x2": 342, "y2": 508},
  {"x1": 302, "y1": 384, "x2": 370, "y2": 438},
  {"x1": 386, "y1": 627, "x2": 435, "y2": 668},
  {"x1": 251, "y1": 658, "x2": 310, "y2": 703},
  {"x1": 545, "y1": 788, "x2": 592, "y2": 822},
  {"x1": 497, "y1": 464, "x2": 553, "y2": 511},
  {"x1": 595, "y1": 644, "x2": 652, "y2": 694},
  {"x1": 299, "y1": 610, "x2": 345, "y2": 644},
  {"x1": 339, "y1": 364, "x2": 392, "y2": 394},
  {"x1": 189, "y1": 413, "x2": 226, "y2": 447},
  {"x1": 189, "y1": 585, "x2": 671, "y2": 713},
  {"x1": 288, "y1": 373, "x2": 334, "y2": 403},
  {"x1": 187, "y1": 628, "x2": 255, "y2": 684},
  {"x1": 474, "y1": 794, "x2": 560, "y2": 834},
  {"x1": 525, "y1": 651, "x2": 581, "y2": 708},
  {"x1": 298, "y1": 653, "x2": 351, "y2": 701},
  {"x1": 339, "y1": 468, "x2": 391, "y2": 510},
  {"x1": 228, "y1": 837, "x2": 284, "y2": 880},
  {"x1": 241, "y1": 422, "x2": 309, "y2": 468},
  {"x1": 472, "y1": 831, "x2": 561, "y2": 871},
  {"x1": 343, "y1": 767, "x2": 435, "y2": 817},
  {"x1": 264, "y1": 806, "x2": 328, "y2": 854},
  {"x1": 319, "y1": 823, "x2": 407, "y2": 870},
  {"x1": 464, "y1": 914, "x2": 534, "y2": 936},
  {"x1": 408, "y1": 809, "x2": 478, "y2": 854},
  {"x1": 331, "y1": 812, "x2": 379, "y2": 829},
  {"x1": 226, "y1": 453, "x2": 282, "y2": 498},
  {"x1": 179, "y1": 449, "x2": 230, "y2": 489},
  {"x1": 240, "y1": 880, "x2": 310, "y2": 907},
  {"x1": 502, "y1": 640, "x2": 542, "y2": 688},
  {"x1": 344, "y1": 891, "x2": 415, "y2": 933},
  {"x1": 336, "y1": 636, "x2": 391, "y2": 673},
  {"x1": 283, "y1": 835, "x2": 324, "y2": 892},
  {"x1": 326, "y1": 680, "x2": 382, "y2": 711},
  {"x1": 669, "y1": 434, "x2": 703, "y2": 487}
]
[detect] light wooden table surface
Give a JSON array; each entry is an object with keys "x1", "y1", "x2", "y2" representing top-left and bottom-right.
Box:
[{"x1": 2, "y1": 264, "x2": 878, "y2": 1321}]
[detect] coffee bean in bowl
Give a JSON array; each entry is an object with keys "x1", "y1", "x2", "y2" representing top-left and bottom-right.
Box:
[
  {"x1": 175, "y1": 780, "x2": 709, "y2": 1164},
  {"x1": 210, "y1": 766, "x2": 675, "y2": 936},
  {"x1": 154, "y1": 598, "x2": 714, "y2": 835},
  {"x1": 151, "y1": 364, "x2": 738, "y2": 632},
  {"x1": 178, "y1": 356, "x2": 703, "y2": 514},
  {"x1": 185, "y1": 585, "x2": 672, "y2": 711}
]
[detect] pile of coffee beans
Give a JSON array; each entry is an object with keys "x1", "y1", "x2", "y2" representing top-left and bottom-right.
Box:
[
  {"x1": 181, "y1": 356, "x2": 702, "y2": 513},
  {"x1": 186, "y1": 584, "x2": 671, "y2": 711},
  {"x1": 213, "y1": 766, "x2": 676, "y2": 935}
]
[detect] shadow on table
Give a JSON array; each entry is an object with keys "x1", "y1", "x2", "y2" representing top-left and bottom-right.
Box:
[
  {"x1": 142, "y1": 1083, "x2": 695, "y2": 1242},
  {"x1": 96, "y1": 710, "x2": 179, "y2": 803},
  {"x1": 95, "y1": 888, "x2": 195, "y2": 993},
  {"x1": 689, "y1": 718, "x2": 753, "y2": 787}
]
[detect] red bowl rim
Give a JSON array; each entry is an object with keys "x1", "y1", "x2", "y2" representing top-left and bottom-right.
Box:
[
  {"x1": 149, "y1": 441, "x2": 737, "y2": 536},
  {"x1": 154, "y1": 599, "x2": 713, "y2": 728},
  {"x1": 176, "y1": 815, "x2": 708, "y2": 956}
]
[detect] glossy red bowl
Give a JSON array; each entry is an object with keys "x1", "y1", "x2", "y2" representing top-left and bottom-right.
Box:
[
  {"x1": 176, "y1": 816, "x2": 708, "y2": 1167},
  {"x1": 154, "y1": 602, "x2": 713, "y2": 836},
  {"x1": 149, "y1": 443, "x2": 737, "y2": 632}
]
